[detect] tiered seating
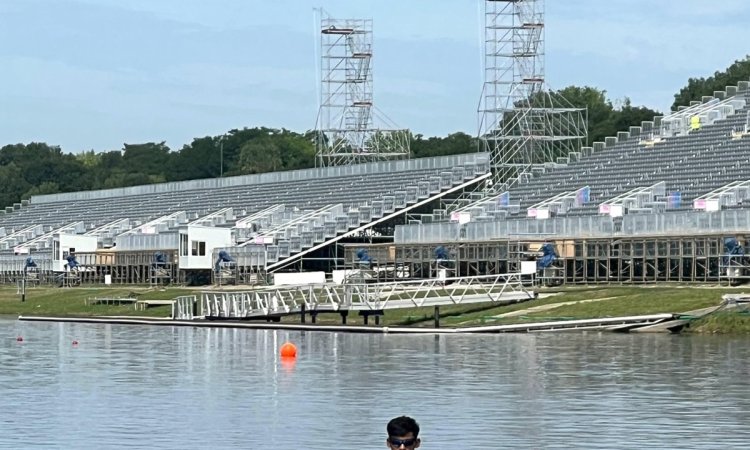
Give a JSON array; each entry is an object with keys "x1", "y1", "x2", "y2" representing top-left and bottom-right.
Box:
[
  {"x1": 15, "y1": 222, "x2": 85, "y2": 252},
  {"x1": 0, "y1": 154, "x2": 487, "y2": 236},
  {"x1": 225, "y1": 155, "x2": 491, "y2": 269},
  {"x1": 113, "y1": 212, "x2": 189, "y2": 251},
  {"x1": 189, "y1": 208, "x2": 235, "y2": 227},
  {"x1": 0, "y1": 154, "x2": 489, "y2": 268},
  {"x1": 693, "y1": 180, "x2": 750, "y2": 210},
  {"x1": 84, "y1": 218, "x2": 134, "y2": 247},
  {"x1": 121, "y1": 212, "x2": 188, "y2": 235},
  {"x1": 0, "y1": 225, "x2": 44, "y2": 250},
  {"x1": 598, "y1": 182, "x2": 666, "y2": 215},
  {"x1": 497, "y1": 87, "x2": 750, "y2": 217}
]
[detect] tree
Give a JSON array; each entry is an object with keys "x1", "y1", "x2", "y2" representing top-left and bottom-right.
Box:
[
  {"x1": 276, "y1": 129, "x2": 315, "y2": 170},
  {"x1": 223, "y1": 127, "x2": 279, "y2": 175},
  {"x1": 23, "y1": 181, "x2": 61, "y2": 199},
  {"x1": 410, "y1": 132, "x2": 477, "y2": 158},
  {"x1": 672, "y1": 56, "x2": 750, "y2": 111},
  {"x1": 238, "y1": 136, "x2": 282, "y2": 174},
  {"x1": 0, "y1": 83, "x2": 667, "y2": 208},
  {"x1": 75, "y1": 150, "x2": 100, "y2": 168},
  {"x1": 121, "y1": 142, "x2": 171, "y2": 179},
  {"x1": 542, "y1": 86, "x2": 661, "y2": 146},
  {"x1": 102, "y1": 172, "x2": 161, "y2": 189},
  {"x1": 171, "y1": 137, "x2": 221, "y2": 181},
  {"x1": 547, "y1": 86, "x2": 615, "y2": 145},
  {"x1": 0, "y1": 143, "x2": 90, "y2": 200},
  {"x1": 612, "y1": 98, "x2": 661, "y2": 133},
  {"x1": 0, "y1": 163, "x2": 30, "y2": 208}
]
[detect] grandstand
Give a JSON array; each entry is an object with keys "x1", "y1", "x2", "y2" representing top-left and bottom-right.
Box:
[
  {"x1": 4, "y1": 0, "x2": 750, "y2": 291},
  {"x1": 4, "y1": 86, "x2": 750, "y2": 288},
  {"x1": 376, "y1": 82, "x2": 750, "y2": 285},
  {"x1": 0, "y1": 153, "x2": 489, "y2": 285},
  {"x1": 3, "y1": 90, "x2": 750, "y2": 289}
]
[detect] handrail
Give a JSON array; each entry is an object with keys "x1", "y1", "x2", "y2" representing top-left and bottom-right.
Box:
[{"x1": 199, "y1": 272, "x2": 534, "y2": 318}]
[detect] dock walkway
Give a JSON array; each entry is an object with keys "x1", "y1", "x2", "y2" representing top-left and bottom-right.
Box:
[{"x1": 195, "y1": 272, "x2": 535, "y2": 320}]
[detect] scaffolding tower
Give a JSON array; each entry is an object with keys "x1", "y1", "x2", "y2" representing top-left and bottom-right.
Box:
[
  {"x1": 479, "y1": 0, "x2": 586, "y2": 192},
  {"x1": 316, "y1": 11, "x2": 410, "y2": 167}
]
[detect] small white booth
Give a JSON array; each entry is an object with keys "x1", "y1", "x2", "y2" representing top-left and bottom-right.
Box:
[
  {"x1": 52, "y1": 233, "x2": 98, "y2": 272},
  {"x1": 178, "y1": 225, "x2": 234, "y2": 270}
]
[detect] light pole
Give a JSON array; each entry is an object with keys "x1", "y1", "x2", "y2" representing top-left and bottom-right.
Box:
[{"x1": 219, "y1": 136, "x2": 224, "y2": 178}]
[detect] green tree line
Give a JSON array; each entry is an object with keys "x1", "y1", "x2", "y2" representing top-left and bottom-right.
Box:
[
  {"x1": 8, "y1": 57, "x2": 749, "y2": 211},
  {"x1": 672, "y1": 56, "x2": 750, "y2": 110},
  {"x1": 0, "y1": 87, "x2": 658, "y2": 209}
]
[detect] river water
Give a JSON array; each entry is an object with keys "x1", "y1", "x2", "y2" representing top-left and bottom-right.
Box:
[{"x1": 1, "y1": 317, "x2": 749, "y2": 449}]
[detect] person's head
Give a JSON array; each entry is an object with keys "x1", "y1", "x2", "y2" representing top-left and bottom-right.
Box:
[{"x1": 386, "y1": 416, "x2": 420, "y2": 449}]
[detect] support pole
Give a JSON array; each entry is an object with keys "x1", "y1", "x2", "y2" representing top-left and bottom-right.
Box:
[{"x1": 434, "y1": 305, "x2": 440, "y2": 328}]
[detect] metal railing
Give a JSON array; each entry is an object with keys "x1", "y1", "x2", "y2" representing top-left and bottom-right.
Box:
[
  {"x1": 199, "y1": 272, "x2": 534, "y2": 319},
  {"x1": 395, "y1": 209, "x2": 750, "y2": 243},
  {"x1": 174, "y1": 295, "x2": 197, "y2": 320},
  {"x1": 31, "y1": 153, "x2": 489, "y2": 205}
]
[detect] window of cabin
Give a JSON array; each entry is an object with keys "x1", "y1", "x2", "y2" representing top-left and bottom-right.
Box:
[{"x1": 191, "y1": 241, "x2": 206, "y2": 256}]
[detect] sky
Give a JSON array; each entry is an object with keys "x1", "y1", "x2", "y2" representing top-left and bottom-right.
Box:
[{"x1": 1, "y1": 0, "x2": 749, "y2": 153}]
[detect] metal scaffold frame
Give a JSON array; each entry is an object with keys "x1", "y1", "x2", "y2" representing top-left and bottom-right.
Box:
[
  {"x1": 354, "y1": 233, "x2": 750, "y2": 286},
  {"x1": 479, "y1": 0, "x2": 587, "y2": 192},
  {"x1": 315, "y1": 10, "x2": 410, "y2": 167}
]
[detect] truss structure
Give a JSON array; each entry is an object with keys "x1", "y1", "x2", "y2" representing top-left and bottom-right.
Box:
[
  {"x1": 315, "y1": 11, "x2": 410, "y2": 167},
  {"x1": 479, "y1": 0, "x2": 587, "y2": 191}
]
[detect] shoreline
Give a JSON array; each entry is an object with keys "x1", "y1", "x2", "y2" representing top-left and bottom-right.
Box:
[
  {"x1": 3, "y1": 285, "x2": 750, "y2": 334},
  {"x1": 15, "y1": 312, "x2": 682, "y2": 334}
]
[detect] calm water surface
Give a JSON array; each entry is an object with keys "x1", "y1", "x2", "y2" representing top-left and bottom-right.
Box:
[{"x1": 2, "y1": 317, "x2": 750, "y2": 449}]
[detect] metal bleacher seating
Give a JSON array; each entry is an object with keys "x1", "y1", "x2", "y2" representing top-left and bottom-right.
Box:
[
  {"x1": 490, "y1": 87, "x2": 750, "y2": 218},
  {"x1": 225, "y1": 155, "x2": 491, "y2": 266},
  {"x1": 0, "y1": 153, "x2": 490, "y2": 253}
]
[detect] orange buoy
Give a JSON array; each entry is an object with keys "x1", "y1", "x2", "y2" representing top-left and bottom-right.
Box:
[{"x1": 280, "y1": 342, "x2": 297, "y2": 358}]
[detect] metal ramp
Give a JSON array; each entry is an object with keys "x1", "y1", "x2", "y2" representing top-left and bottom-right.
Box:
[
  {"x1": 199, "y1": 272, "x2": 534, "y2": 319},
  {"x1": 265, "y1": 172, "x2": 491, "y2": 272}
]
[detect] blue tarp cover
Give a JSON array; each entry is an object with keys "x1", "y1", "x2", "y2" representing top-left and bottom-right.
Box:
[{"x1": 537, "y1": 243, "x2": 558, "y2": 269}]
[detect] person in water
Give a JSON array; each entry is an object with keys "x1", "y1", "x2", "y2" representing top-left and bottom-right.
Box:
[{"x1": 386, "y1": 416, "x2": 421, "y2": 449}]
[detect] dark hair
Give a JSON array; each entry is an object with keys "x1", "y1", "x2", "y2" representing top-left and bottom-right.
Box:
[{"x1": 387, "y1": 416, "x2": 420, "y2": 438}]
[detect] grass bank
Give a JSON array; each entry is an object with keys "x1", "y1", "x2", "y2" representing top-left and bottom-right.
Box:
[
  {"x1": 3, "y1": 284, "x2": 749, "y2": 333},
  {"x1": 0, "y1": 285, "x2": 197, "y2": 318},
  {"x1": 282, "y1": 285, "x2": 746, "y2": 331},
  {"x1": 686, "y1": 312, "x2": 750, "y2": 334}
]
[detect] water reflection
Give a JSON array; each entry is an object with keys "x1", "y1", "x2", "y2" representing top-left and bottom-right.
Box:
[{"x1": 2, "y1": 318, "x2": 750, "y2": 449}]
